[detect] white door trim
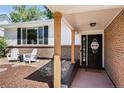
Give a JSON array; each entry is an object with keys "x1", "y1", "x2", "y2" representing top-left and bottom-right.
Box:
[{"x1": 79, "y1": 30, "x2": 104, "y2": 68}]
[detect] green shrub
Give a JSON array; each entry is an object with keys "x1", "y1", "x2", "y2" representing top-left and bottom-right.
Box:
[{"x1": 0, "y1": 36, "x2": 7, "y2": 58}]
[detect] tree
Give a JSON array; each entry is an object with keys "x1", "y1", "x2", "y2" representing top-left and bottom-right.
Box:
[
  {"x1": 0, "y1": 36, "x2": 7, "y2": 57},
  {"x1": 28, "y1": 6, "x2": 44, "y2": 21},
  {"x1": 43, "y1": 6, "x2": 54, "y2": 19},
  {"x1": 10, "y1": 5, "x2": 45, "y2": 22}
]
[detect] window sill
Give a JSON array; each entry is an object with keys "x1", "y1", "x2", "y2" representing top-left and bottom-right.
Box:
[{"x1": 7, "y1": 44, "x2": 54, "y2": 48}]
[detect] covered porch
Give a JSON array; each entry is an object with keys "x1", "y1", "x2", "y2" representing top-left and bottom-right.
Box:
[{"x1": 47, "y1": 5, "x2": 124, "y2": 88}]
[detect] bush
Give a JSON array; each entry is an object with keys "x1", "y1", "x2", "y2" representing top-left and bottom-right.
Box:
[{"x1": 0, "y1": 36, "x2": 7, "y2": 58}]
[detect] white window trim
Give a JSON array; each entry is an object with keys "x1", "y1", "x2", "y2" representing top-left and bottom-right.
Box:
[
  {"x1": 18, "y1": 26, "x2": 48, "y2": 45},
  {"x1": 37, "y1": 27, "x2": 38, "y2": 45},
  {"x1": 26, "y1": 28, "x2": 27, "y2": 44},
  {"x1": 21, "y1": 28, "x2": 22, "y2": 45},
  {"x1": 43, "y1": 26, "x2": 44, "y2": 44}
]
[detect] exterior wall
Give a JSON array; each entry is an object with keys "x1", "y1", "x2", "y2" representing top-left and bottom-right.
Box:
[
  {"x1": 0, "y1": 27, "x2": 4, "y2": 36},
  {"x1": 4, "y1": 22, "x2": 80, "y2": 46},
  {"x1": 48, "y1": 24, "x2": 54, "y2": 45},
  {"x1": 0, "y1": 20, "x2": 11, "y2": 37},
  {"x1": 0, "y1": 20, "x2": 11, "y2": 25},
  {"x1": 4, "y1": 21, "x2": 81, "y2": 62},
  {"x1": 104, "y1": 9, "x2": 124, "y2": 87},
  {"x1": 75, "y1": 32, "x2": 81, "y2": 45},
  {"x1": 4, "y1": 28, "x2": 17, "y2": 45},
  {"x1": 61, "y1": 23, "x2": 71, "y2": 45},
  {"x1": 79, "y1": 30, "x2": 104, "y2": 35},
  {"x1": 6, "y1": 45, "x2": 54, "y2": 59},
  {"x1": 0, "y1": 15, "x2": 11, "y2": 37},
  {"x1": 61, "y1": 45, "x2": 80, "y2": 60},
  {"x1": 79, "y1": 30, "x2": 104, "y2": 67},
  {"x1": 6, "y1": 45, "x2": 80, "y2": 60}
]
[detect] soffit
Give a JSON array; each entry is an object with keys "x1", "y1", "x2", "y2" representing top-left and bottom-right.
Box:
[{"x1": 48, "y1": 5, "x2": 124, "y2": 31}]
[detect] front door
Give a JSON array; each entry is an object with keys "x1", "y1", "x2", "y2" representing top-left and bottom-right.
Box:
[{"x1": 81, "y1": 34, "x2": 102, "y2": 69}]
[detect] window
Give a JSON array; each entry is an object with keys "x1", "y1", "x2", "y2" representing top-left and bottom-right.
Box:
[
  {"x1": 44, "y1": 26, "x2": 48, "y2": 44},
  {"x1": 17, "y1": 26, "x2": 48, "y2": 45},
  {"x1": 22, "y1": 28, "x2": 26, "y2": 44},
  {"x1": 38, "y1": 27, "x2": 43, "y2": 44},
  {"x1": 27, "y1": 28, "x2": 37, "y2": 44},
  {"x1": 17, "y1": 28, "x2": 21, "y2": 44}
]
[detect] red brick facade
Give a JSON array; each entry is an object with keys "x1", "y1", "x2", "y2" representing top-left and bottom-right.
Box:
[{"x1": 104, "y1": 9, "x2": 124, "y2": 87}]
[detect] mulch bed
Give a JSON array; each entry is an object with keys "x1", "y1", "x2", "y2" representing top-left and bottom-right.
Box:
[
  {"x1": 0, "y1": 60, "x2": 72, "y2": 88},
  {"x1": 0, "y1": 64, "x2": 49, "y2": 88},
  {"x1": 25, "y1": 70, "x2": 53, "y2": 88},
  {"x1": 25, "y1": 60, "x2": 53, "y2": 88},
  {"x1": 25, "y1": 60, "x2": 71, "y2": 88}
]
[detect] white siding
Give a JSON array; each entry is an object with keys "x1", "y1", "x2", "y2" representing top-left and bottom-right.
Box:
[
  {"x1": 0, "y1": 17, "x2": 11, "y2": 37},
  {"x1": 4, "y1": 22, "x2": 81, "y2": 46},
  {"x1": 4, "y1": 28, "x2": 17, "y2": 45},
  {"x1": 61, "y1": 22, "x2": 71, "y2": 45},
  {"x1": 48, "y1": 24, "x2": 54, "y2": 45},
  {"x1": 0, "y1": 20, "x2": 10, "y2": 25},
  {"x1": 48, "y1": 22, "x2": 80, "y2": 45},
  {"x1": 61, "y1": 22, "x2": 80, "y2": 45},
  {"x1": 0, "y1": 27, "x2": 4, "y2": 36},
  {"x1": 75, "y1": 32, "x2": 81, "y2": 45}
]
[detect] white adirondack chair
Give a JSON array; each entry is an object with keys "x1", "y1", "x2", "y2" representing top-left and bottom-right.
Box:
[
  {"x1": 23, "y1": 48, "x2": 37, "y2": 64},
  {"x1": 7, "y1": 48, "x2": 19, "y2": 62}
]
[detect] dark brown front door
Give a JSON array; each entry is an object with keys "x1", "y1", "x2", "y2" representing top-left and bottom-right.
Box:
[{"x1": 81, "y1": 34, "x2": 102, "y2": 69}]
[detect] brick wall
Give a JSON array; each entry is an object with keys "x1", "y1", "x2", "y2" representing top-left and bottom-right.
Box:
[
  {"x1": 6, "y1": 45, "x2": 80, "y2": 60},
  {"x1": 6, "y1": 46, "x2": 54, "y2": 59},
  {"x1": 61, "y1": 45, "x2": 80, "y2": 60},
  {"x1": 104, "y1": 9, "x2": 124, "y2": 87}
]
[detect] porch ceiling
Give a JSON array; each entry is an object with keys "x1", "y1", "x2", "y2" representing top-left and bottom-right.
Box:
[{"x1": 48, "y1": 5, "x2": 124, "y2": 32}]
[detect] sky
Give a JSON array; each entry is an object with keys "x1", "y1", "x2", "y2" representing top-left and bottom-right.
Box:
[{"x1": 0, "y1": 5, "x2": 46, "y2": 17}]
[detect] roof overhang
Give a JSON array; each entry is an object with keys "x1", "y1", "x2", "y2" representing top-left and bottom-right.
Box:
[
  {"x1": 47, "y1": 5, "x2": 124, "y2": 32},
  {"x1": 1, "y1": 19, "x2": 54, "y2": 28},
  {"x1": 47, "y1": 5, "x2": 123, "y2": 15}
]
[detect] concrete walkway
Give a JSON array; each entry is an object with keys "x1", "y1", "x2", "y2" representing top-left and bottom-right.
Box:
[{"x1": 71, "y1": 69, "x2": 115, "y2": 88}]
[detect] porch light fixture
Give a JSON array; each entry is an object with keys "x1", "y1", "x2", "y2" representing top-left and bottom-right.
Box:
[{"x1": 90, "y1": 22, "x2": 96, "y2": 27}]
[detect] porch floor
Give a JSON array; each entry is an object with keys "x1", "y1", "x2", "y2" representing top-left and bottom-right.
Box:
[{"x1": 71, "y1": 68, "x2": 115, "y2": 88}]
